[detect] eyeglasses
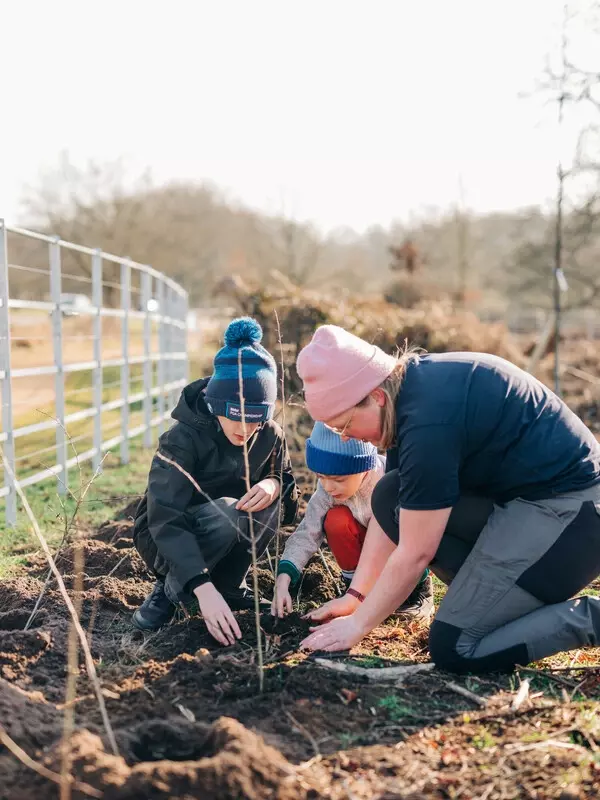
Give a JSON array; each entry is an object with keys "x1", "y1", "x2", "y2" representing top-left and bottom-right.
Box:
[{"x1": 326, "y1": 407, "x2": 356, "y2": 438}]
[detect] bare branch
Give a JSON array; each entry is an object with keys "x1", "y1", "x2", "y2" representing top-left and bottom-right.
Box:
[
  {"x1": 0, "y1": 445, "x2": 119, "y2": 756},
  {"x1": 0, "y1": 726, "x2": 102, "y2": 798}
]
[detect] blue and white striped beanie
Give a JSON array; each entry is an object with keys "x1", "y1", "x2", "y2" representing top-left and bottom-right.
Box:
[
  {"x1": 205, "y1": 317, "x2": 277, "y2": 422},
  {"x1": 305, "y1": 422, "x2": 378, "y2": 476}
]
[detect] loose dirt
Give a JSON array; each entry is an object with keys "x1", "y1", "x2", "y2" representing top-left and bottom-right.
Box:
[{"x1": 0, "y1": 509, "x2": 599, "y2": 799}]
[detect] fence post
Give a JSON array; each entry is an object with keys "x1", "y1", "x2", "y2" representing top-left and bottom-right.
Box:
[
  {"x1": 50, "y1": 236, "x2": 67, "y2": 495},
  {"x1": 165, "y1": 285, "x2": 175, "y2": 411},
  {"x1": 0, "y1": 219, "x2": 16, "y2": 525},
  {"x1": 141, "y1": 271, "x2": 152, "y2": 448},
  {"x1": 156, "y1": 278, "x2": 166, "y2": 434},
  {"x1": 172, "y1": 287, "x2": 179, "y2": 407},
  {"x1": 120, "y1": 261, "x2": 130, "y2": 465},
  {"x1": 183, "y1": 291, "x2": 189, "y2": 385},
  {"x1": 92, "y1": 250, "x2": 103, "y2": 471}
]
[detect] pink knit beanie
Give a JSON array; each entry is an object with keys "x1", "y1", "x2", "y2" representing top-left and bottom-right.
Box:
[{"x1": 296, "y1": 325, "x2": 398, "y2": 421}]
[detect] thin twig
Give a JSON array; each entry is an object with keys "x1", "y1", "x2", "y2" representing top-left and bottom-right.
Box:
[
  {"x1": 516, "y1": 666, "x2": 581, "y2": 691},
  {"x1": 273, "y1": 309, "x2": 286, "y2": 594},
  {"x1": 506, "y1": 739, "x2": 588, "y2": 755},
  {"x1": 563, "y1": 363, "x2": 600, "y2": 386},
  {"x1": 317, "y1": 547, "x2": 339, "y2": 585},
  {"x1": 539, "y1": 664, "x2": 600, "y2": 672},
  {"x1": 445, "y1": 680, "x2": 488, "y2": 708},
  {"x1": 238, "y1": 349, "x2": 265, "y2": 693},
  {"x1": 477, "y1": 785, "x2": 495, "y2": 800},
  {"x1": 61, "y1": 532, "x2": 85, "y2": 800},
  {"x1": 0, "y1": 726, "x2": 102, "y2": 798},
  {"x1": 85, "y1": 551, "x2": 130, "y2": 648},
  {"x1": 284, "y1": 710, "x2": 320, "y2": 757},
  {"x1": 25, "y1": 449, "x2": 109, "y2": 631},
  {"x1": 264, "y1": 548, "x2": 275, "y2": 575},
  {"x1": 510, "y1": 678, "x2": 531, "y2": 711},
  {"x1": 154, "y1": 452, "x2": 280, "y2": 542},
  {"x1": 0, "y1": 445, "x2": 119, "y2": 756}
]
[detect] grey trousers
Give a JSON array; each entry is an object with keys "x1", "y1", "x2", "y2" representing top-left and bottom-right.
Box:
[
  {"x1": 156, "y1": 498, "x2": 280, "y2": 605},
  {"x1": 372, "y1": 471, "x2": 600, "y2": 673}
]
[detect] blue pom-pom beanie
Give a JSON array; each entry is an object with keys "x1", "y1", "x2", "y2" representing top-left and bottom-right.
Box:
[
  {"x1": 205, "y1": 317, "x2": 277, "y2": 422},
  {"x1": 305, "y1": 422, "x2": 378, "y2": 476}
]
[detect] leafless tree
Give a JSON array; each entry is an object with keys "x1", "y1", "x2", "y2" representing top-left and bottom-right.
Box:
[{"x1": 509, "y1": 2, "x2": 600, "y2": 315}]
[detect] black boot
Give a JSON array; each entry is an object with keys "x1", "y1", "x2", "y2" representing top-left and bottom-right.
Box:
[
  {"x1": 394, "y1": 574, "x2": 434, "y2": 622},
  {"x1": 220, "y1": 586, "x2": 272, "y2": 611},
  {"x1": 132, "y1": 580, "x2": 176, "y2": 631}
]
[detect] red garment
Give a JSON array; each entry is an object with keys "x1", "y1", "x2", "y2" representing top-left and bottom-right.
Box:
[{"x1": 323, "y1": 505, "x2": 367, "y2": 573}]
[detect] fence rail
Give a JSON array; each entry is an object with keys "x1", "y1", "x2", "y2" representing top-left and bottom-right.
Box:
[{"x1": 0, "y1": 219, "x2": 189, "y2": 526}]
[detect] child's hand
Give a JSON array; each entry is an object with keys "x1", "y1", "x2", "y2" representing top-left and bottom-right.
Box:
[
  {"x1": 236, "y1": 478, "x2": 280, "y2": 513},
  {"x1": 194, "y1": 583, "x2": 242, "y2": 646},
  {"x1": 303, "y1": 593, "x2": 360, "y2": 624},
  {"x1": 271, "y1": 574, "x2": 293, "y2": 617}
]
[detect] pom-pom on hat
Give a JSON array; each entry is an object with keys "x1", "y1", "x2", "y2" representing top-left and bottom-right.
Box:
[
  {"x1": 205, "y1": 317, "x2": 277, "y2": 422},
  {"x1": 305, "y1": 422, "x2": 378, "y2": 476}
]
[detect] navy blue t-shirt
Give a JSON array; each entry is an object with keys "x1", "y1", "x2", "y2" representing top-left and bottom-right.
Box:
[{"x1": 387, "y1": 353, "x2": 600, "y2": 510}]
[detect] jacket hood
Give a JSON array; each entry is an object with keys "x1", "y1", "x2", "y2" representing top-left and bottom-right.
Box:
[{"x1": 171, "y1": 378, "x2": 219, "y2": 434}]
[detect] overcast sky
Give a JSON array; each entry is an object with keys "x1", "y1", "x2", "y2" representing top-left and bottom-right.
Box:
[{"x1": 1, "y1": 0, "x2": 597, "y2": 234}]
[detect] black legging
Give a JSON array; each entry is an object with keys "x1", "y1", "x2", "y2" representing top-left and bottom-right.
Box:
[{"x1": 371, "y1": 475, "x2": 494, "y2": 584}]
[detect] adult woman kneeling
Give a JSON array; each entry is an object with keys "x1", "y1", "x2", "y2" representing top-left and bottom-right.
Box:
[{"x1": 297, "y1": 325, "x2": 600, "y2": 673}]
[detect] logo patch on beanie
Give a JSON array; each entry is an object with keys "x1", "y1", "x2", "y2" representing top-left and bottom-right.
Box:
[{"x1": 225, "y1": 402, "x2": 270, "y2": 422}]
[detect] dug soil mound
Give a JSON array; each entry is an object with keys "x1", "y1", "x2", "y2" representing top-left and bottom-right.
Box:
[
  {"x1": 95, "y1": 519, "x2": 135, "y2": 548},
  {"x1": 27, "y1": 539, "x2": 150, "y2": 583}
]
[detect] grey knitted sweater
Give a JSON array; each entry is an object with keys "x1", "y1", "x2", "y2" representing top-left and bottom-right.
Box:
[{"x1": 278, "y1": 454, "x2": 386, "y2": 583}]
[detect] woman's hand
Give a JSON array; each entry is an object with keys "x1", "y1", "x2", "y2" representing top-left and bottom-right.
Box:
[
  {"x1": 300, "y1": 614, "x2": 367, "y2": 652},
  {"x1": 194, "y1": 583, "x2": 242, "y2": 646},
  {"x1": 236, "y1": 478, "x2": 280, "y2": 512},
  {"x1": 303, "y1": 593, "x2": 360, "y2": 623},
  {"x1": 271, "y1": 573, "x2": 293, "y2": 617}
]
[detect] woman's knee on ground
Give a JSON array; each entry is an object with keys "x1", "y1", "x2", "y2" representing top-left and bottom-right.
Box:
[
  {"x1": 428, "y1": 619, "x2": 482, "y2": 674},
  {"x1": 428, "y1": 619, "x2": 529, "y2": 674}
]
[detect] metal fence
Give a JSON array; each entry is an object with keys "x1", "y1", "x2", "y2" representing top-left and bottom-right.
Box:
[{"x1": 0, "y1": 219, "x2": 188, "y2": 526}]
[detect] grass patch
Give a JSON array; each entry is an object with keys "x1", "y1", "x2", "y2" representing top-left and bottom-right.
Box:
[
  {"x1": 0, "y1": 438, "x2": 153, "y2": 579},
  {"x1": 0, "y1": 354, "x2": 207, "y2": 577},
  {"x1": 377, "y1": 695, "x2": 416, "y2": 721}
]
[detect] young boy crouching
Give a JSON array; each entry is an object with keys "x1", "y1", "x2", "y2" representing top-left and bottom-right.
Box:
[{"x1": 132, "y1": 317, "x2": 298, "y2": 645}]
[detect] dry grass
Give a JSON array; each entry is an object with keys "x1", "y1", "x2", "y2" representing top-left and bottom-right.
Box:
[{"x1": 0, "y1": 444, "x2": 119, "y2": 757}]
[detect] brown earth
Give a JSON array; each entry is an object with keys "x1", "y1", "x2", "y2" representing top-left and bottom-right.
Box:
[{"x1": 0, "y1": 507, "x2": 599, "y2": 799}]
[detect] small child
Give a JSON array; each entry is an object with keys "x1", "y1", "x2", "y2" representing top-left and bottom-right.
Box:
[
  {"x1": 133, "y1": 317, "x2": 298, "y2": 646},
  {"x1": 272, "y1": 422, "x2": 433, "y2": 620}
]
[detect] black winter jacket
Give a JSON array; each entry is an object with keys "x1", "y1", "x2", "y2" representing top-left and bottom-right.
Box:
[{"x1": 133, "y1": 378, "x2": 298, "y2": 590}]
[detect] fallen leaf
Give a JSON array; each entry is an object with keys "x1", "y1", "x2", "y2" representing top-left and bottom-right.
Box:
[
  {"x1": 338, "y1": 688, "x2": 358, "y2": 705},
  {"x1": 194, "y1": 648, "x2": 213, "y2": 664}
]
